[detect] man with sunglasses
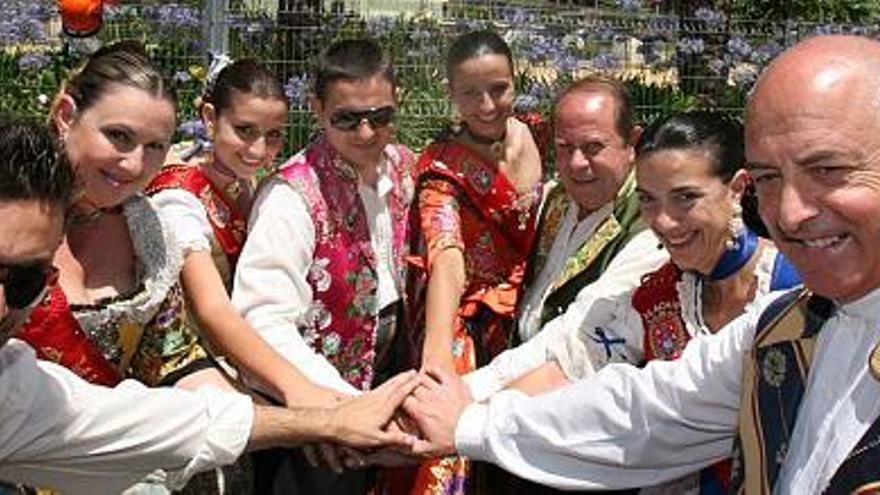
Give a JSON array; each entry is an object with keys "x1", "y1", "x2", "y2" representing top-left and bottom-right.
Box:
[
  {"x1": 0, "y1": 116, "x2": 420, "y2": 494},
  {"x1": 231, "y1": 39, "x2": 416, "y2": 493}
]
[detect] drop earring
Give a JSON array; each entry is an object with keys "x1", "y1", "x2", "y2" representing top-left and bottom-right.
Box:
[{"x1": 726, "y1": 202, "x2": 744, "y2": 250}]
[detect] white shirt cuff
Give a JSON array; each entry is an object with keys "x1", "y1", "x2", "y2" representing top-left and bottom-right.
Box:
[
  {"x1": 455, "y1": 402, "x2": 490, "y2": 460},
  {"x1": 166, "y1": 388, "x2": 254, "y2": 489},
  {"x1": 463, "y1": 368, "x2": 504, "y2": 403}
]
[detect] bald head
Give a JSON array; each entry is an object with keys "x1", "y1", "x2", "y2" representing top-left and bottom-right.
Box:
[
  {"x1": 746, "y1": 35, "x2": 880, "y2": 303},
  {"x1": 747, "y1": 36, "x2": 880, "y2": 138}
]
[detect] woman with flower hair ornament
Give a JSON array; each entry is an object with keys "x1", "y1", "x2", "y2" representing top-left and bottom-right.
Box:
[{"x1": 147, "y1": 56, "x2": 328, "y2": 412}]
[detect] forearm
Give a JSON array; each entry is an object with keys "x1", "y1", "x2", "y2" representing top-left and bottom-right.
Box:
[
  {"x1": 422, "y1": 249, "x2": 466, "y2": 365},
  {"x1": 194, "y1": 300, "x2": 328, "y2": 404},
  {"x1": 246, "y1": 404, "x2": 332, "y2": 451}
]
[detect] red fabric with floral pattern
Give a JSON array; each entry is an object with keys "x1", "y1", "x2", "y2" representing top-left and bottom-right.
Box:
[
  {"x1": 278, "y1": 138, "x2": 414, "y2": 391},
  {"x1": 390, "y1": 140, "x2": 540, "y2": 495},
  {"x1": 146, "y1": 163, "x2": 247, "y2": 269}
]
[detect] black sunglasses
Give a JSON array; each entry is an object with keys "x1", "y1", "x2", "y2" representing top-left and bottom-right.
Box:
[
  {"x1": 0, "y1": 263, "x2": 57, "y2": 309},
  {"x1": 329, "y1": 106, "x2": 396, "y2": 132}
]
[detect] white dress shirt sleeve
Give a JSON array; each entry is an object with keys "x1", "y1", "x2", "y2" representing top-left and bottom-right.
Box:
[
  {"x1": 464, "y1": 230, "x2": 667, "y2": 401},
  {"x1": 0, "y1": 340, "x2": 252, "y2": 495},
  {"x1": 232, "y1": 179, "x2": 359, "y2": 396},
  {"x1": 454, "y1": 297, "x2": 767, "y2": 491}
]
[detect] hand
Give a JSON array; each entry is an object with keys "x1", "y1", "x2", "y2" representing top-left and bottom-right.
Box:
[
  {"x1": 347, "y1": 446, "x2": 422, "y2": 468},
  {"x1": 402, "y1": 367, "x2": 473, "y2": 458},
  {"x1": 326, "y1": 370, "x2": 420, "y2": 449},
  {"x1": 284, "y1": 384, "x2": 348, "y2": 409},
  {"x1": 302, "y1": 442, "x2": 347, "y2": 473}
]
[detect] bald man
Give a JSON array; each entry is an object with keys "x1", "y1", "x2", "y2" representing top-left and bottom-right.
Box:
[{"x1": 400, "y1": 35, "x2": 880, "y2": 494}]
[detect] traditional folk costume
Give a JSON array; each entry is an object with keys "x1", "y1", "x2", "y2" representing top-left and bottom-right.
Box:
[
  {"x1": 147, "y1": 160, "x2": 247, "y2": 290},
  {"x1": 517, "y1": 173, "x2": 667, "y2": 342},
  {"x1": 18, "y1": 195, "x2": 207, "y2": 388},
  {"x1": 146, "y1": 158, "x2": 254, "y2": 495},
  {"x1": 387, "y1": 138, "x2": 541, "y2": 495},
  {"x1": 466, "y1": 229, "x2": 800, "y2": 494},
  {"x1": 232, "y1": 137, "x2": 415, "y2": 494}
]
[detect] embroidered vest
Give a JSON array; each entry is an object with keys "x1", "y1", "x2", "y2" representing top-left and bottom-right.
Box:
[
  {"x1": 526, "y1": 174, "x2": 645, "y2": 328},
  {"x1": 19, "y1": 282, "x2": 122, "y2": 386},
  {"x1": 146, "y1": 163, "x2": 247, "y2": 270},
  {"x1": 278, "y1": 139, "x2": 414, "y2": 390},
  {"x1": 730, "y1": 289, "x2": 880, "y2": 494}
]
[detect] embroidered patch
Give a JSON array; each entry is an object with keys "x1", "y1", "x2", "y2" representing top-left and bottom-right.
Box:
[
  {"x1": 644, "y1": 300, "x2": 689, "y2": 360},
  {"x1": 762, "y1": 348, "x2": 787, "y2": 388}
]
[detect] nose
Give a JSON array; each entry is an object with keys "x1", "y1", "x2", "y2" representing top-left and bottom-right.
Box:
[
  {"x1": 567, "y1": 147, "x2": 592, "y2": 173},
  {"x1": 650, "y1": 207, "x2": 680, "y2": 236},
  {"x1": 119, "y1": 147, "x2": 146, "y2": 178},
  {"x1": 776, "y1": 175, "x2": 819, "y2": 234},
  {"x1": 356, "y1": 119, "x2": 376, "y2": 141},
  {"x1": 248, "y1": 136, "x2": 268, "y2": 160},
  {"x1": 477, "y1": 92, "x2": 496, "y2": 114}
]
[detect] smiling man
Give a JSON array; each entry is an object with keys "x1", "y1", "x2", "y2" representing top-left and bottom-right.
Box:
[
  {"x1": 402, "y1": 35, "x2": 880, "y2": 494},
  {"x1": 0, "y1": 116, "x2": 419, "y2": 494},
  {"x1": 516, "y1": 76, "x2": 666, "y2": 341}
]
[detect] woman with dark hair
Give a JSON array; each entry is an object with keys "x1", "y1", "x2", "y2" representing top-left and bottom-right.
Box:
[
  {"x1": 463, "y1": 110, "x2": 800, "y2": 494},
  {"x1": 391, "y1": 29, "x2": 544, "y2": 494},
  {"x1": 230, "y1": 38, "x2": 416, "y2": 494},
  {"x1": 146, "y1": 58, "x2": 324, "y2": 407}
]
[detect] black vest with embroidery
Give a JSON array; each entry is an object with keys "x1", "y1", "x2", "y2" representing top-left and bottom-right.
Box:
[{"x1": 729, "y1": 288, "x2": 880, "y2": 494}]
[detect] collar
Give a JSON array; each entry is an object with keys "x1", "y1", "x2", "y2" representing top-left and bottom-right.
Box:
[{"x1": 837, "y1": 285, "x2": 880, "y2": 324}]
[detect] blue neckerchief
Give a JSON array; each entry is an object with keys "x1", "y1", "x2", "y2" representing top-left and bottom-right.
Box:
[{"x1": 709, "y1": 228, "x2": 758, "y2": 281}]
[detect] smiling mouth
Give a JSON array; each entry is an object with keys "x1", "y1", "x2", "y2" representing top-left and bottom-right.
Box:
[
  {"x1": 792, "y1": 233, "x2": 849, "y2": 250},
  {"x1": 662, "y1": 232, "x2": 696, "y2": 248},
  {"x1": 99, "y1": 170, "x2": 135, "y2": 187}
]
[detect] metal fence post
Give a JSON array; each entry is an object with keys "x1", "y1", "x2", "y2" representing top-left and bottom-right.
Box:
[{"x1": 203, "y1": 0, "x2": 230, "y2": 59}]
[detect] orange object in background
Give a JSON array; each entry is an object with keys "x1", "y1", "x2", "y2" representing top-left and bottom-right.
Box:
[{"x1": 59, "y1": 0, "x2": 117, "y2": 37}]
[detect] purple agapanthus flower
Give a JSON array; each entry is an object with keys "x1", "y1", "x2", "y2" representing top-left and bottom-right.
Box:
[
  {"x1": 1, "y1": 0, "x2": 52, "y2": 47},
  {"x1": 751, "y1": 41, "x2": 783, "y2": 65},
  {"x1": 694, "y1": 7, "x2": 726, "y2": 29},
  {"x1": 285, "y1": 73, "x2": 310, "y2": 110},
  {"x1": 179, "y1": 119, "x2": 209, "y2": 143},
  {"x1": 676, "y1": 37, "x2": 705, "y2": 56},
  {"x1": 18, "y1": 52, "x2": 50, "y2": 72},
  {"x1": 726, "y1": 36, "x2": 752, "y2": 61},
  {"x1": 149, "y1": 3, "x2": 200, "y2": 29},
  {"x1": 592, "y1": 52, "x2": 619, "y2": 70},
  {"x1": 616, "y1": 0, "x2": 642, "y2": 13}
]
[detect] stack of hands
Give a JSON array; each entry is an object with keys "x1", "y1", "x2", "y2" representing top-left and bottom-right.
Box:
[{"x1": 308, "y1": 368, "x2": 474, "y2": 472}]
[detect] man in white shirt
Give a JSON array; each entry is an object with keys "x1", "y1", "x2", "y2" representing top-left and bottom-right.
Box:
[
  {"x1": 0, "y1": 117, "x2": 418, "y2": 494},
  {"x1": 518, "y1": 76, "x2": 666, "y2": 342},
  {"x1": 400, "y1": 35, "x2": 880, "y2": 494}
]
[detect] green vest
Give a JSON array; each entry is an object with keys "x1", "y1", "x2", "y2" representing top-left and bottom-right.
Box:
[{"x1": 519, "y1": 173, "x2": 645, "y2": 342}]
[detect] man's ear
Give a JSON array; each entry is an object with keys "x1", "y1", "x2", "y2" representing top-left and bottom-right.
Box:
[
  {"x1": 52, "y1": 94, "x2": 78, "y2": 138},
  {"x1": 626, "y1": 125, "x2": 643, "y2": 162}
]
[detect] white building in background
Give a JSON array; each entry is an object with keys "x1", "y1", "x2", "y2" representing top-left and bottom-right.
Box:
[{"x1": 240, "y1": 0, "x2": 446, "y2": 17}]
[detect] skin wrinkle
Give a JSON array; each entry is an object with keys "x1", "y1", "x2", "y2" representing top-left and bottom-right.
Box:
[{"x1": 746, "y1": 35, "x2": 880, "y2": 303}]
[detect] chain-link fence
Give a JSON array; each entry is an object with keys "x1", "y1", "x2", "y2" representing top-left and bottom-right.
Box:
[{"x1": 3, "y1": 1, "x2": 879, "y2": 157}]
